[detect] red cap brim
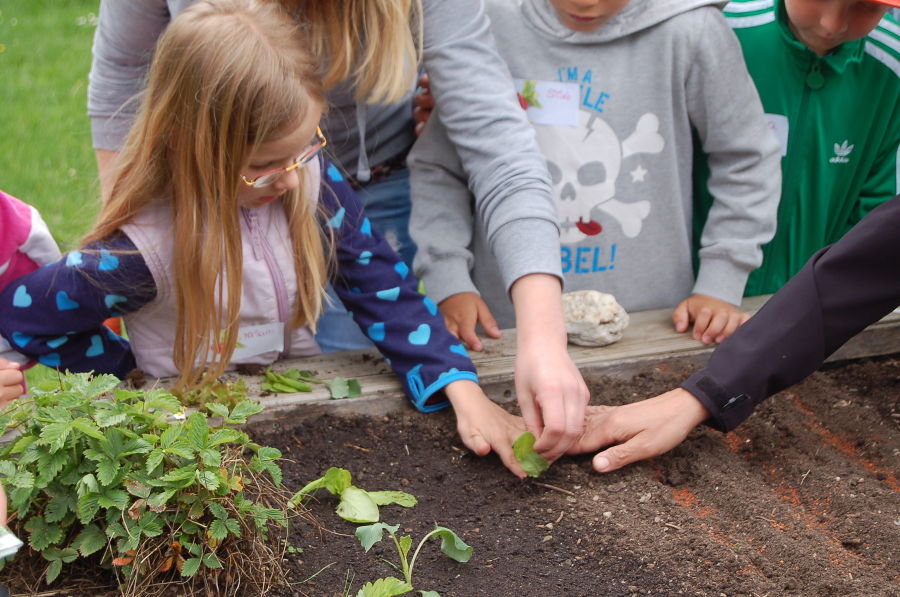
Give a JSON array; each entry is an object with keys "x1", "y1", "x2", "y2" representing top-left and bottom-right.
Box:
[{"x1": 870, "y1": 0, "x2": 900, "y2": 8}]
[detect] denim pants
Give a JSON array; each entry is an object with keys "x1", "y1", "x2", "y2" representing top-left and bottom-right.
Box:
[{"x1": 315, "y1": 168, "x2": 416, "y2": 352}]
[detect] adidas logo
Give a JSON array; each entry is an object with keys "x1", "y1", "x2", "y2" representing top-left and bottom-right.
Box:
[{"x1": 829, "y1": 140, "x2": 854, "y2": 164}]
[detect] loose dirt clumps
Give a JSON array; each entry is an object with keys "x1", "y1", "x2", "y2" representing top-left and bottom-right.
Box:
[{"x1": 259, "y1": 356, "x2": 900, "y2": 597}]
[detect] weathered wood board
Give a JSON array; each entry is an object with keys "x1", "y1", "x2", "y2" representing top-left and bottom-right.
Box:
[{"x1": 245, "y1": 295, "x2": 900, "y2": 421}]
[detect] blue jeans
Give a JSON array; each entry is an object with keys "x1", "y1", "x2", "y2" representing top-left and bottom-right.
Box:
[{"x1": 315, "y1": 168, "x2": 415, "y2": 353}]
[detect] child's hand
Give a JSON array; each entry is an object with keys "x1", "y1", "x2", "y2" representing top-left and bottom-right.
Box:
[
  {"x1": 439, "y1": 292, "x2": 502, "y2": 352},
  {"x1": 445, "y1": 380, "x2": 528, "y2": 478},
  {"x1": 413, "y1": 72, "x2": 434, "y2": 136},
  {"x1": 0, "y1": 358, "x2": 24, "y2": 408},
  {"x1": 672, "y1": 293, "x2": 750, "y2": 344},
  {"x1": 567, "y1": 388, "x2": 710, "y2": 473}
]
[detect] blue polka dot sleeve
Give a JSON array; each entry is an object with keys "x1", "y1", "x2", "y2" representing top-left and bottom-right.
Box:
[
  {"x1": 0, "y1": 234, "x2": 155, "y2": 378},
  {"x1": 320, "y1": 161, "x2": 478, "y2": 412}
]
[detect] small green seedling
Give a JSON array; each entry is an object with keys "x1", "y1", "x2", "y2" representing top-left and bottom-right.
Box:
[
  {"x1": 261, "y1": 368, "x2": 361, "y2": 400},
  {"x1": 513, "y1": 432, "x2": 550, "y2": 478},
  {"x1": 289, "y1": 467, "x2": 416, "y2": 523},
  {"x1": 354, "y1": 522, "x2": 473, "y2": 597}
]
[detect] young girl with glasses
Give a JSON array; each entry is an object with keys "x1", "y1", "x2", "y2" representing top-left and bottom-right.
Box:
[{"x1": 0, "y1": 0, "x2": 527, "y2": 477}]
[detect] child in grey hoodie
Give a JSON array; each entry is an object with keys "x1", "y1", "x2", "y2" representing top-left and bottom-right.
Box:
[{"x1": 409, "y1": 0, "x2": 782, "y2": 348}]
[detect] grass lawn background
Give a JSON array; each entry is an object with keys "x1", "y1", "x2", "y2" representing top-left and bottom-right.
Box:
[
  {"x1": 1, "y1": 0, "x2": 101, "y2": 251},
  {"x1": 2, "y1": 1, "x2": 103, "y2": 384}
]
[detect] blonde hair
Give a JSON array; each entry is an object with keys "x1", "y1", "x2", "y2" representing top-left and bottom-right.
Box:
[
  {"x1": 294, "y1": 0, "x2": 423, "y2": 103},
  {"x1": 84, "y1": 0, "x2": 328, "y2": 390}
]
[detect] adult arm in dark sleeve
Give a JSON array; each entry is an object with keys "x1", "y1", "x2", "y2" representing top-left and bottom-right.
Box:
[{"x1": 682, "y1": 194, "x2": 900, "y2": 431}]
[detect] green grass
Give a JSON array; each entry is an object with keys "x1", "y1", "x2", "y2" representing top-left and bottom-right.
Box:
[{"x1": 0, "y1": 0, "x2": 101, "y2": 251}]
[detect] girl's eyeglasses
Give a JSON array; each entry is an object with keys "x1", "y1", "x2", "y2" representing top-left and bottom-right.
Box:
[{"x1": 240, "y1": 127, "x2": 327, "y2": 187}]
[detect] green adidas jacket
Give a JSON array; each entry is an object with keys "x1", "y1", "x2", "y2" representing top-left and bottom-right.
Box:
[{"x1": 695, "y1": 0, "x2": 900, "y2": 296}]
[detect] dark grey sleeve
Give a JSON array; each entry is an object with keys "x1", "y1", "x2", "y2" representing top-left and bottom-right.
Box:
[{"x1": 682, "y1": 195, "x2": 900, "y2": 432}]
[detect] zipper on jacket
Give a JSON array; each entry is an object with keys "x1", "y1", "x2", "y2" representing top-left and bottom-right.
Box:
[{"x1": 242, "y1": 208, "x2": 292, "y2": 355}]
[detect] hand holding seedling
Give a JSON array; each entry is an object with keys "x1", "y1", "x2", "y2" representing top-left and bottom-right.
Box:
[
  {"x1": 445, "y1": 380, "x2": 528, "y2": 478},
  {"x1": 672, "y1": 293, "x2": 750, "y2": 345},
  {"x1": 0, "y1": 357, "x2": 24, "y2": 407},
  {"x1": 568, "y1": 388, "x2": 710, "y2": 473},
  {"x1": 511, "y1": 274, "x2": 590, "y2": 462},
  {"x1": 438, "y1": 292, "x2": 501, "y2": 352}
]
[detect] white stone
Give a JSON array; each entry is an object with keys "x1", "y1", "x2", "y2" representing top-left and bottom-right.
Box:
[{"x1": 561, "y1": 290, "x2": 629, "y2": 347}]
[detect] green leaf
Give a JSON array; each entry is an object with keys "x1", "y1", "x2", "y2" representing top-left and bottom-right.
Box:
[
  {"x1": 328, "y1": 377, "x2": 362, "y2": 399},
  {"x1": 98, "y1": 488, "x2": 130, "y2": 510},
  {"x1": 430, "y1": 526, "x2": 473, "y2": 563},
  {"x1": 196, "y1": 470, "x2": 220, "y2": 491},
  {"x1": 418, "y1": 592, "x2": 440, "y2": 597},
  {"x1": 198, "y1": 448, "x2": 221, "y2": 468},
  {"x1": 227, "y1": 401, "x2": 264, "y2": 423},
  {"x1": 45, "y1": 559, "x2": 63, "y2": 584},
  {"x1": 185, "y1": 412, "x2": 209, "y2": 451},
  {"x1": 139, "y1": 513, "x2": 164, "y2": 537},
  {"x1": 93, "y1": 409, "x2": 128, "y2": 429},
  {"x1": 97, "y1": 458, "x2": 121, "y2": 487},
  {"x1": 72, "y1": 524, "x2": 107, "y2": 556},
  {"x1": 37, "y1": 451, "x2": 68, "y2": 485},
  {"x1": 208, "y1": 428, "x2": 244, "y2": 447},
  {"x1": 24, "y1": 516, "x2": 63, "y2": 550},
  {"x1": 209, "y1": 519, "x2": 228, "y2": 541},
  {"x1": 204, "y1": 403, "x2": 230, "y2": 418},
  {"x1": 207, "y1": 502, "x2": 228, "y2": 520},
  {"x1": 148, "y1": 489, "x2": 176, "y2": 511},
  {"x1": 512, "y1": 431, "x2": 550, "y2": 478},
  {"x1": 39, "y1": 422, "x2": 71, "y2": 452},
  {"x1": 77, "y1": 473, "x2": 99, "y2": 497},
  {"x1": 355, "y1": 523, "x2": 399, "y2": 552},
  {"x1": 160, "y1": 465, "x2": 197, "y2": 484},
  {"x1": 336, "y1": 486, "x2": 380, "y2": 523},
  {"x1": 45, "y1": 494, "x2": 76, "y2": 523},
  {"x1": 256, "y1": 446, "x2": 281, "y2": 461},
  {"x1": 73, "y1": 373, "x2": 121, "y2": 399},
  {"x1": 356, "y1": 576, "x2": 413, "y2": 597},
  {"x1": 13, "y1": 470, "x2": 35, "y2": 489},
  {"x1": 181, "y1": 557, "x2": 202, "y2": 577},
  {"x1": 224, "y1": 518, "x2": 241, "y2": 537},
  {"x1": 124, "y1": 479, "x2": 152, "y2": 499},
  {"x1": 44, "y1": 546, "x2": 79, "y2": 563},
  {"x1": 202, "y1": 552, "x2": 223, "y2": 569},
  {"x1": 0, "y1": 459, "x2": 17, "y2": 478},
  {"x1": 143, "y1": 389, "x2": 183, "y2": 414},
  {"x1": 367, "y1": 491, "x2": 417, "y2": 508},
  {"x1": 323, "y1": 467, "x2": 352, "y2": 495},
  {"x1": 72, "y1": 417, "x2": 106, "y2": 440},
  {"x1": 77, "y1": 493, "x2": 101, "y2": 523},
  {"x1": 399, "y1": 535, "x2": 412, "y2": 561}
]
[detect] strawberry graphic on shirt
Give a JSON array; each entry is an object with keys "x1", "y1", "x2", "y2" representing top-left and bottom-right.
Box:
[{"x1": 517, "y1": 79, "x2": 543, "y2": 110}]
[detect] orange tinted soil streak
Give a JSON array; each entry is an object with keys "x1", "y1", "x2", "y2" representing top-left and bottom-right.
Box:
[
  {"x1": 789, "y1": 394, "x2": 899, "y2": 491},
  {"x1": 722, "y1": 431, "x2": 746, "y2": 453}
]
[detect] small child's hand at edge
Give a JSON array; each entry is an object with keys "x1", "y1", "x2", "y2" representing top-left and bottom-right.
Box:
[
  {"x1": 439, "y1": 292, "x2": 502, "y2": 352},
  {"x1": 0, "y1": 357, "x2": 25, "y2": 408},
  {"x1": 672, "y1": 293, "x2": 750, "y2": 345},
  {"x1": 444, "y1": 380, "x2": 528, "y2": 479}
]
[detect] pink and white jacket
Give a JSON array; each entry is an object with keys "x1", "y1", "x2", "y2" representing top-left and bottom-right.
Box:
[{"x1": 0, "y1": 189, "x2": 61, "y2": 364}]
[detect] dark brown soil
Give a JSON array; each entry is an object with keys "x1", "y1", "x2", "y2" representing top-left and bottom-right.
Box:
[{"x1": 258, "y1": 356, "x2": 900, "y2": 597}]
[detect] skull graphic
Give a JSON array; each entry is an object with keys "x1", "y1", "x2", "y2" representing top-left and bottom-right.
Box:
[{"x1": 534, "y1": 110, "x2": 663, "y2": 244}]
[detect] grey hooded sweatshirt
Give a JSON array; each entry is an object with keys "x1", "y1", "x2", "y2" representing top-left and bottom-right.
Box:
[{"x1": 409, "y1": 0, "x2": 782, "y2": 328}]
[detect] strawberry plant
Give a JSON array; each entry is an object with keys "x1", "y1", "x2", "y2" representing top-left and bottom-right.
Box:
[
  {"x1": 291, "y1": 467, "x2": 416, "y2": 523},
  {"x1": 262, "y1": 367, "x2": 362, "y2": 399},
  {"x1": 0, "y1": 371, "x2": 295, "y2": 597},
  {"x1": 354, "y1": 522, "x2": 473, "y2": 597}
]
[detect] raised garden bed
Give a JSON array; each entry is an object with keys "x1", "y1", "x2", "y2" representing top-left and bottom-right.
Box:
[{"x1": 259, "y1": 355, "x2": 900, "y2": 597}]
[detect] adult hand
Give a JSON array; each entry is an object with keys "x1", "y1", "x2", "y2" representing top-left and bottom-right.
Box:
[
  {"x1": 511, "y1": 274, "x2": 589, "y2": 462},
  {"x1": 672, "y1": 293, "x2": 750, "y2": 345},
  {"x1": 445, "y1": 380, "x2": 528, "y2": 478},
  {"x1": 0, "y1": 358, "x2": 24, "y2": 408},
  {"x1": 439, "y1": 292, "x2": 501, "y2": 352},
  {"x1": 569, "y1": 388, "x2": 711, "y2": 472},
  {"x1": 413, "y1": 73, "x2": 434, "y2": 136}
]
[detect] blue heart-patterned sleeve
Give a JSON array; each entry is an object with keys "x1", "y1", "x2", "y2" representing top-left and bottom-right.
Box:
[
  {"x1": 0, "y1": 234, "x2": 155, "y2": 378},
  {"x1": 318, "y1": 161, "x2": 478, "y2": 412}
]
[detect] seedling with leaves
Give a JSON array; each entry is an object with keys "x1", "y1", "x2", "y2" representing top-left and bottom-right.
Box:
[
  {"x1": 0, "y1": 372, "x2": 294, "y2": 597},
  {"x1": 261, "y1": 367, "x2": 362, "y2": 399},
  {"x1": 513, "y1": 431, "x2": 550, "y2": 478},
  {"x1": 290, "y1": 467, "x2": 415, "y2": 523},
  {"x1": 354, "y1": 522, "x2": 473, "y2": 597}
]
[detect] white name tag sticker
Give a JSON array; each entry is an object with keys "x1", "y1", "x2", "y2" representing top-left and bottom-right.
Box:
[
  {"x1": 515, "y1": 79, "x2": 580, "y2": 127},
  {"x1": 231, "y1": 322, "x2": 284, "y2": 360},
  {"x1": 765, "y1": 113, "x2": 789, "y2": 157}
]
